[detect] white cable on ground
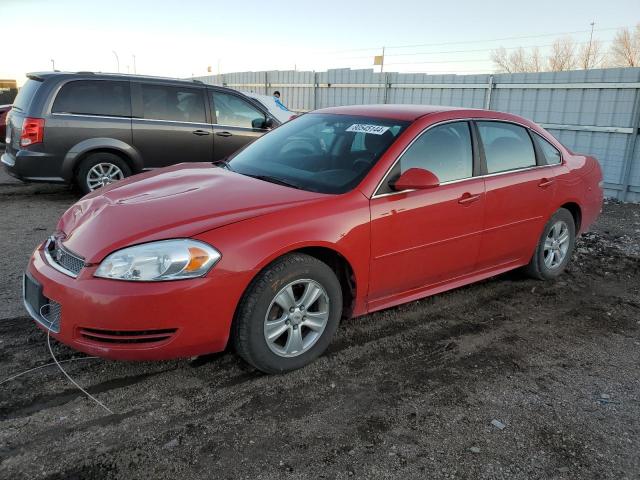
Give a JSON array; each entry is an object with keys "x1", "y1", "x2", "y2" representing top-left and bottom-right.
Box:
[
  {"x1": 0, "y1": 356, "x2": 98, "y2": 386},
  {"x1": 40, "y1": 304, "x2": 114, "y2": 414}
]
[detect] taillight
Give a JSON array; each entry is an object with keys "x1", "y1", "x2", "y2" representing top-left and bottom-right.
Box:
[{"x1": 20, "y1": 117, "x2": 45, "y2": 147}]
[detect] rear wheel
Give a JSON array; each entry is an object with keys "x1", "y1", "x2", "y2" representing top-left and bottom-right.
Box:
[
  {"x1": 233, "y1": 253, "x2": 342, "y2": 373},
  {"x1": 524, "y1": 208, "x2": 576, "y2": 280},
  {"x1": 76, "y1": 152, "x2": 131, "y2": 194}
]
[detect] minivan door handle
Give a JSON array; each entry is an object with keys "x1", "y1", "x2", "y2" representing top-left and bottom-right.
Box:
[
  {"x1": 538, "y1": 178, "x2": 554, "y2": 188},
  {"x1": 215, "y1": 131, "x2": 233, "y2": 137},
  {"x1": 192, "y1": 129, "x2": 211, "y2": 136}
]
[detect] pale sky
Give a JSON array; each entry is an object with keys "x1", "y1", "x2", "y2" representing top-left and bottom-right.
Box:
[{"x1": 1, "y1": 0, "x2": 639, "y2": 85}]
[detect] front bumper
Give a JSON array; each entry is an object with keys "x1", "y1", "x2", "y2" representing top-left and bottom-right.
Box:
[{"x1": 24, "y1": 243, "x2": 246, "y2": 361}]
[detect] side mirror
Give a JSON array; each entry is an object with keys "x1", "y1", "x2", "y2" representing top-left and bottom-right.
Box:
[
  {"x1": 252, "y1": 117, "x2": 274, "y2": 129},
  {"x1": 392, "y1": 168, "x2": 440, "y2": 191}
]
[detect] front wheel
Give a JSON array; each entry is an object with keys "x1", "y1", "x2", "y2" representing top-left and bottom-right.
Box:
[
  {"x1": 232, "y1": 253, "x2": 342, "y2": 373},
  {"x1": 524, "y1": 208, "x2": 576, "y2": 280}
]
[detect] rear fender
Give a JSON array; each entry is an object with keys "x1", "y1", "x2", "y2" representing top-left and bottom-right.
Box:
[{"x1": 61, "y1": 138, "x2": 143, "y2": 181}]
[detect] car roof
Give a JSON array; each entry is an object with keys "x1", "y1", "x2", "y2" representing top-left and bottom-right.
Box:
[
  {"x1": 313, "y1": 104, "x2": 473, "y2": 121},
  {"x1": 26, "y1": 71, "x2": 208, "y2": 87}
]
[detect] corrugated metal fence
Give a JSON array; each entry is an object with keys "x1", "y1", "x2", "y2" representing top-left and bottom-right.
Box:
[{"x1": 193, "y1": 67, "x2": 640, "y2": 202}]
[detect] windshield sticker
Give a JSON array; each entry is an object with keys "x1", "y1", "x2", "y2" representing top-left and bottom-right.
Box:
[{"x1": 345, "y1": 124, "x2": 390, "y2": 135}]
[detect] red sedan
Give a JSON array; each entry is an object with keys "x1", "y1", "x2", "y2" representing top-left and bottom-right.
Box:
[{"x1": 24, "y1": 105, "x2": 603, "y2": 373}]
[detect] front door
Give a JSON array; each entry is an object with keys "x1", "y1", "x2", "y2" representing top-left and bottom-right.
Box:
[
  {"x1": 368, "y1": 121, "x2": 485, "y2": 306},
  {"x1": 209, "y1": 89, "x2": 269, "y2": 161},
  {"x1": 132, "y1": 82, "x2": 213, "y2": 168}
]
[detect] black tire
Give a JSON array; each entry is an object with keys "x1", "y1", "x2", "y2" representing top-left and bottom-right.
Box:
[
  {"x1": 76, "y1": 152, "x2": 132, "y2": 195},
  {"x1": 232, "y1": 253, "x2": 342, "y2": 374},
  {"x1": 524, "y1": 208, "x2": 576, "y2": 280}
]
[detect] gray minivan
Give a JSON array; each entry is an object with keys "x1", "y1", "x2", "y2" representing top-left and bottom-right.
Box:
[{"x1": 2, "y1": 72, "x2": 278, "y2": 193}]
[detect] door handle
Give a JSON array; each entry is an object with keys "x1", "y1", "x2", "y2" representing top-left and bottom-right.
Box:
[
  {"x1": 538, "y1": 178, "x2": 554, "y2": 188},
  {"x1": 192, "y1": 129, "x2": 210, "y2": 136},
  {"x1": 458, "y1": 192, "x2": 481, "y2": 205},
  {"x1": 215, "y1": 131, "x2": 233, "y2": 137}
]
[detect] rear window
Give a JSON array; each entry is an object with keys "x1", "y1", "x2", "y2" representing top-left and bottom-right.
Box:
[
  {"x1": 12, "y1": 79, "x2": 42, "y2": 113},
  {"x1": 477, "y1": 121, "x2": 536, "y2": 174},
  {"x1": 52, "y1": 80, "x2": 131, "y2": 117},
  {"x1": 140, "y1": 84, "x2": 206, "y2": 123}
]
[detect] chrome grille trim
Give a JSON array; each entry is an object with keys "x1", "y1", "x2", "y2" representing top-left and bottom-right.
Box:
[{"x1": 44, "y1": 237, "x2": 85, "y2": 278}]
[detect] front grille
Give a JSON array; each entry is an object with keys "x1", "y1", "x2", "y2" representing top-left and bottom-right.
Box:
[
  {"x1": 78, "y1": 327, "x2": 177, "y2": 345},
  {"x1": 45, "y1": 237, "x2": 85, "y2": 276}
]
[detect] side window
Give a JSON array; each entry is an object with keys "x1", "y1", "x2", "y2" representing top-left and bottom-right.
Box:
[
  {"x1": 52, "y1": 80, "x2": 130, "y2": 117},
  {"x1": 401, "y1": 121, "x2": 473, "y2": 181},
  {"x1": 534, "y1": 133, "x2": 562, "y2": 165},
  {"x1": 211, "y1": 91, "x2": 265, "y2": 128},
  {"x1": 140, "y1": 84, "x2": 206, "y2": 123},
  {"x1": 477, "y1": 121, "x2": 536, "y2": 173}
]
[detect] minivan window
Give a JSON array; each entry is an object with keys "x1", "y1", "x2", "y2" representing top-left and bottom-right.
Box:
[
  {"x1": 477, "y1": 121, "x2": 536, "y2": 174},
  {"x1": 52, "y1": 80, "x2": 131, "y2": 117},
  {"x1": 12, "y1": 79, "x2": 42, "y2": 112},
  {"x1": 140, "y1": 84, "x2": 206, "y2": 123},
  {"x1": 534, "y1": 133, "x2": 562, "y2": 165},
  {"x1": 211, "y1": 91, "x2": 265, "y2": 128}
]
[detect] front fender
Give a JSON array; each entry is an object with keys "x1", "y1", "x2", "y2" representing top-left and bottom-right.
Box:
[
  {"x1": 61, "y1": 138, "x2": 143, "y2": 181},
  {"x1": 194, "y1": 191, "x2": 372, "y2": 317}
]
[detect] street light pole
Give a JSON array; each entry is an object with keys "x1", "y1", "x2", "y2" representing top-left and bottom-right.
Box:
[
  {"x1": 112, "y1": 51, "x2": 120, "y2": 73},
  {"x1": 586, "y1": 21, "x2": 595, "y2": 68},
  {"x1": 132, "y1": 54, "x2": 137, "y2": 74},
  {"x1": 50, "y1": 59, "x2": 55, "y2": 71}
]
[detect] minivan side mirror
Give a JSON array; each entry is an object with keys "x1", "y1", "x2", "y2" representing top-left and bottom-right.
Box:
[
  {"x1": 252, "y1": 117, "x2": 274, "y2": 130},
  {"x1": 392, "y1": 168, "x2": 440, "y2": 191}
]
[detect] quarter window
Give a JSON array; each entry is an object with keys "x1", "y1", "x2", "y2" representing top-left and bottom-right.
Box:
[
  {"x1": 140, "y1": 84, "x2": 206, "y2": 123},
  {"x1": 534, "y1": 133, "x2": 562, "y2": 165},
  {"x1": 52, "y1": 80, "x2": 131, "y2": 117},
  {"x1": 211, "y1": 91, "x2": 266, "y2": 128},
  {"x1": 477, "y1": 121, "x2": 536, "y2": 174}
]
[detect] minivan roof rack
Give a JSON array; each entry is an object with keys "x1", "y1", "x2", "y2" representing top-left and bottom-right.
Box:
[
  {"x1": 191, "y1": 79, "x2": 204, "y2": 84},
  {"x1": 76, "y1": 71, "x2": 95, "y2": 75}
]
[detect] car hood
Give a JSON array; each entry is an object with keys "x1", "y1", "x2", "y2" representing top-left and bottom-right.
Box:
[{"x1": 58, "y1": 163, "x2": 326, "y2": 263}]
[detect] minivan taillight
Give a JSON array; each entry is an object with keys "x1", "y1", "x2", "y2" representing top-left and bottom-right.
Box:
[{"x1": 20, "y1": 118, "x2": 45, "y2": 147}]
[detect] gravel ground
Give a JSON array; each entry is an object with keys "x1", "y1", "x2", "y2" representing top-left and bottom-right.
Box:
[{"x1": 0, "y1": 164, "x2": 639, "y2": 480}]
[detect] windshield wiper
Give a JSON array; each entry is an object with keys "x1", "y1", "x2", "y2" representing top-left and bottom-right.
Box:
[
  {"x1": 212, "y1": 159, "x2": 233, "y2": 171},
  {"x1": 244, "y1": 173, "x2": 304, "y2": 190}
]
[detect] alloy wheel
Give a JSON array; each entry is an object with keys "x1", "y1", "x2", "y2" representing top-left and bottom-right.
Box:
[
  {"x1": 86, "y1": 162, "x2": 125, "y2": 191},
  {"x1": 543, "y1": 220, "x2": 570, "y2": 269},
  {"x1": 263, "y1": 279, "x2": 330, "y2": 358}
]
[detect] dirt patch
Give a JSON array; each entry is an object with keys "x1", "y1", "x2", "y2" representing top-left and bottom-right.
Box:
[{"x1": 0, "y1": 168, "x2": 639, "y2": 479}]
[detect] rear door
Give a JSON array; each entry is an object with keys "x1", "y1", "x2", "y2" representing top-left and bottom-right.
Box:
[
  {"x1": 208, "y1": 88, "x2": 269, "y2": 161},
  {"x1": 131, "y1": 82, "x2": 212, "y2": 168},
  {"x1": 475, "y1": 121, "x2": 557, "y2": 269}
]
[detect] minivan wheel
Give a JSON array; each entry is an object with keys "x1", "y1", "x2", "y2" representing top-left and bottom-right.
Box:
[
  {"x1": 233, "y1": 253, "x2": 342, "y2": 374},
  {"x1": 524, "y1": 208, "x2": 576, "y2": 280},
  {"x1": 76, "y1": 153, "x2": 132, "y2": 194}
]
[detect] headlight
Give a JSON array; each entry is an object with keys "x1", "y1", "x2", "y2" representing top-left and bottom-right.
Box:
[{"x1": 94, "y1": 239, "x2": 221, "y2": 281}]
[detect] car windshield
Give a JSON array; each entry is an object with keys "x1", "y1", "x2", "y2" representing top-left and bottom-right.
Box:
[{"x1": 227, "y1": 113, "x2": 409, "y2": 194}]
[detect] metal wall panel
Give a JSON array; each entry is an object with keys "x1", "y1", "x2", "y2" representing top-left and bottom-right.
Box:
[{"x1": 192, "y1": 67, "x2": 640, "y2": 201}]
